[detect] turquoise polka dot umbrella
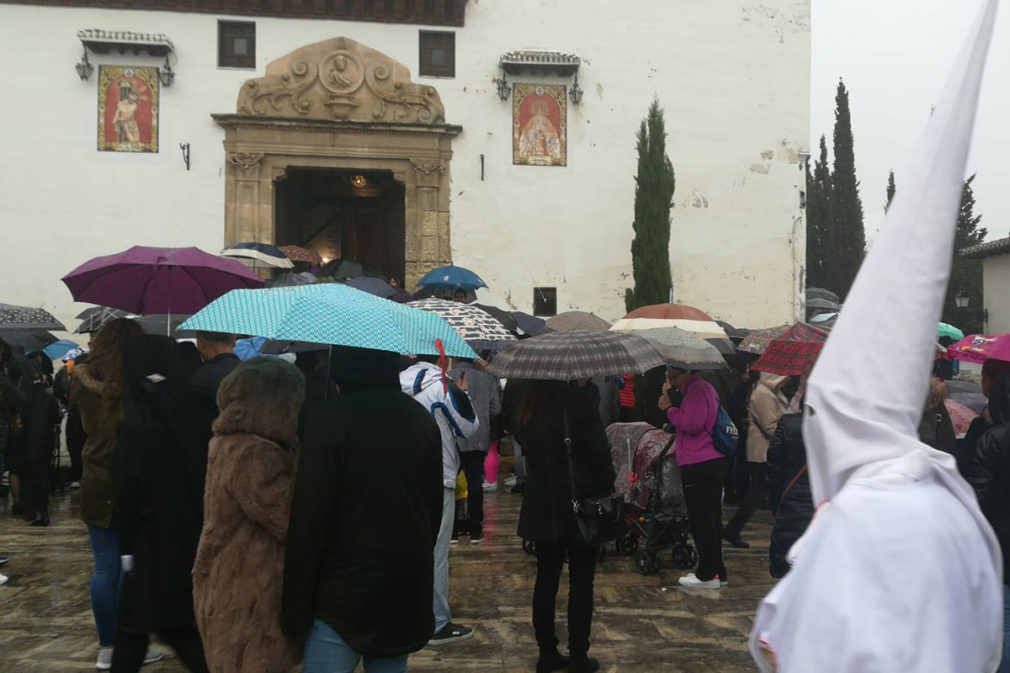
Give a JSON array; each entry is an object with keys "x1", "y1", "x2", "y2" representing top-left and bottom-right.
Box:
[{"x1": 179, "y1": 283, "x2": 475, "y2": 358}]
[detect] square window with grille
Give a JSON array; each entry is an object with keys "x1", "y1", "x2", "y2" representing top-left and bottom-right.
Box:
[
  {"x1": 219, "y1": 20, "x2": 256, "y2": 69},
  {"x1": 533, "y1": 288, "x2": 557, "y2": 317},
  {"x1": 419, "y1": 31, "x2": 455, "y2": 78}
]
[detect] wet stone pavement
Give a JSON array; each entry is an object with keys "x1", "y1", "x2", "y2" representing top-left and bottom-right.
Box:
[{"x1": 0, "y1": 488, "x2": 772, "y2": 672}]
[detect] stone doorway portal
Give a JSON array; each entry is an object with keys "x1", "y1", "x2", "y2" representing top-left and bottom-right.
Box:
[
  {"x1": 214, "y1": 37, "x2": 460, "y2": 287},
  {"x1": 274, "y1": 168, "x2": 406, "y2": 283}
]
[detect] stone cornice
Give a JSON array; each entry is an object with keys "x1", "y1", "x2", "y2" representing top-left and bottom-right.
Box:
[
  {"x1": 212, "y1": 114, "x2": 462, "y2": 137},
  {"x1": 0, "y1": 0, "x2": 468, "y2": 26}
]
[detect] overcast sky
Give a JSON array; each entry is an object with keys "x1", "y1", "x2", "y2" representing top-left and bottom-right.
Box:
[{"x1": 812, "y1": 0, "x2": 1009, "y2": 240}]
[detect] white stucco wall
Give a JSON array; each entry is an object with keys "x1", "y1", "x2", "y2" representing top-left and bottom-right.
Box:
[
  {"x1": 0, "y1": 1, "x2": 809, "y2": 334},
  {"x1": 983, "y1": 255, "x2": 1010, "y2": 334}
]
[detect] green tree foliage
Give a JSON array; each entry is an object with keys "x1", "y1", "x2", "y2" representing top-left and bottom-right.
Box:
[
  {"x1": 805, "y1": 136, "x2": 832, "y2": 291},
  {"x1": 943, "y1": 175, "x2": 987, "y2": 334},
  {"x1": 885, "y1": 170, "x2": 896, "y2": 213},
  {"x1": 828, "y1": 80, "x2": 866, "y2": 300},
  {"x1": 626, "y1": 99, "x2": 675, "y2": 312}
]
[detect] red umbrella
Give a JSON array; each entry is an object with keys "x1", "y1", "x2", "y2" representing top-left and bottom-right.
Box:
[
  {"x1": 62, "y1": 246, "x2": 263, "y2": 315},
  {"x1": 623, "y1": 303, "x2": 713, "y2": 321},
  {"x1": 752, "y1": 323, "x2": 830, "y2": 376},
  {"x1": 944, "y1": 399, "x2": 979, "y2": 438}
]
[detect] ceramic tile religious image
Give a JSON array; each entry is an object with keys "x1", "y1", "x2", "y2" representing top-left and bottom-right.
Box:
[
  {"x1": 513, "y1": 83, "x2": 566, "y2": 166},
  {"x1": 97, "y1": 66, "x2": 159, "y2": 153}
]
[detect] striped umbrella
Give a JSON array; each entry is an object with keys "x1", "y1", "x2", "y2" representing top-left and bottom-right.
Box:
[
  {"x1": 613, "y1": 303, "x2": 734, "y2": 354},
  {"x1": 179, "y1": 284, "x2": 475, "y2": 358},
  {"x1": 487, "y1": 330, "x2": 665, "y2": 381},
  {"x1": 221, "y1": 242, "x2": 294, "y2": 269},
  {"x1": 738, "y1": 325, "x2": 792, "y2": 355}
]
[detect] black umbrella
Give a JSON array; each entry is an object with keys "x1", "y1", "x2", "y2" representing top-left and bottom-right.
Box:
[
  {"x1": 510, "y1": 311, "x2": 551, "y2": 337},
  {"x1": 472, "y1": 303, "x2": 520, "y2": 335},
  {"x1": 345, "y1": 276, "x2": 400, "y2": 300},
  {"x1": 75, "y1": 306, "x2": 130, "y2": 334},
  {"x1": 132, "y1": 314, "x2": 195, "y2": 338},
  {"x1": 319, "y1": 258, "x2": 386, "y2": 280},
  {"x1": 0, "y1": 303, "x2": 65, "y2": 331},
  {"x1": 259, "y1": 340, "x2": 329, "y2": 355},
  {"x1": 0, "y1": 329, "x2": 58, "y2": 354}
]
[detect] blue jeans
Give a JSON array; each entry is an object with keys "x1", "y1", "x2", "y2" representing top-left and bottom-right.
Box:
[
  {"x1": 1000, "y1": 584, "x2": 1010, "y2": 673},
  {"x1": 86, "y1": 523, "x2": 121, "y2": 646},
  {"x1": 303, "y1": 619, "x2": 408, "y2": 673},
  {"x1": 433, "y1": 487, "x2": 454, "y2": 631}
]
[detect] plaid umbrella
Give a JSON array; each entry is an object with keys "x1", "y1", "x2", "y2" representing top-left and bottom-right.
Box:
[
  {"x1": 487, "y1": 330, "x2": 665, "y2": 381},
  {"x1": 75, "y1": 306, "x2": 131, "y2": 334},
  {"x1": 738, "y1": 325, "x2": 791, "y2": 355},
  {"x1": 278, "y1": 245, "x2": 323, "y2": 267},
  {"x1": 752, "y1": 322, "x2": 830, "y2": 376},
  {"x1": 0, "y1": 303, "x2": 65, "y2": 331},
  {"x1": 408, "y1": 298, "x2": 516, "y2": 349},
  {"x1": 179, "y1": 284, "x2": 475, "y2": 358},
  {"x1": 545, "y1": 311, "x2": 610, "y2": 332},
  {"x1": 944, "y1": 399, "x2": 979, "y2": 438}
]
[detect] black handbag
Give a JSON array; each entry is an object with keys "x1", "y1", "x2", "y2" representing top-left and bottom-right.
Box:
[{"x1": 563, "y1": 411, "x2": 623, "y2": 546}]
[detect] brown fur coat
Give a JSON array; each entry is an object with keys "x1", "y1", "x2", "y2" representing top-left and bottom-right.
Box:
[{"x1": 192, "y1": 364, "x2": 303, "y2": 673}]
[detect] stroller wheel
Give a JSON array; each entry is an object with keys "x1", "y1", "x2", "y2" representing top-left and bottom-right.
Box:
[
  {"x1": 672, "y1": 544, "x2": 698, "y2": 570},
  {"x1": 636, "y1": 551, "x2": 660, "y2": 576},
  {"x1": 522, "y1": 539, "x2": 536, "y2": 555}
]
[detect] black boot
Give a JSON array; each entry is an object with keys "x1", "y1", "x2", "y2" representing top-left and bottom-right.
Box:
[
  {"x1": 568, "y1": 656, "x2": 599, "y2": 673},
  {"x1": 536, "y1": 649, "x2": 569, "y2": 673},
  {"x1": 722, "y1": 530, "x2": 749, "y2": 549}
]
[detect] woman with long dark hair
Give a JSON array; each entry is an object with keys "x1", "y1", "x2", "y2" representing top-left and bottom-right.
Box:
[{"x1": 515, "y1": 379, "x2": 615, "y2": 673}]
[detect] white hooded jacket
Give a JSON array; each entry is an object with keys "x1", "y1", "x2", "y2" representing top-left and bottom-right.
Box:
[
  {"x1": 400, "y1": 361, "x2": 479, "y2": 489},
  {"x1": 750, "y1": 2, "x2": 1003, "y2": 671}
]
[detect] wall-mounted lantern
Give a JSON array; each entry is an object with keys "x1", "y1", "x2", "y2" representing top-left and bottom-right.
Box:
[{"x1": 75, "y1": 47, "x2": 94, "y2": 81}]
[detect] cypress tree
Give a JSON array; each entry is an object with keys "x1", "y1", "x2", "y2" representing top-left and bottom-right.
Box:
[
  {"x1": 885, "y1": 170, "x2": 896, "y2": 213},
  {"x1": 805, "y1": 136, "x2": 832, "y2": 291},
  {"x1": 943, "y1": 175, "x2": 987, "y2": 334},
  {"x1": 828, "y1": 80, "x2": 866, "y2": 300},
  {"x1": 626, "y1": 99, "x2": 675, "y2": 312}
]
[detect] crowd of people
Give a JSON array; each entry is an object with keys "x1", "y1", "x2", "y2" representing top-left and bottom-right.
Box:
[{"x1": 5, "y1": 310, "x2": 1010, "y2": 672}]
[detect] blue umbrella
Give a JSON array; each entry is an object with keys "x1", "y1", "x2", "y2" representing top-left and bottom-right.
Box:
[
  {"x1": 417, "y1": 265, "x2": 488, "y2": 290},
  {"x1": 221, "y1": 242, "x2": 294, "y2": 269},
  {"x1": 43, "y1": 339, "x2": 79, "y2": 360},
  {"x1": 179, "y1": 284, "x2": 476, "y2": 358}
]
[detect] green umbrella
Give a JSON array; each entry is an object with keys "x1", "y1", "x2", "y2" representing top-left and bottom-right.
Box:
[{"x1": 938, "y1": 322, "x2": 964, "y2": 341}]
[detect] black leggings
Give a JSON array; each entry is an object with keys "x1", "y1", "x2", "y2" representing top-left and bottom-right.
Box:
[
  {"x1": 532, "y1": 539, "x2": 598, "y2": 658},
  {"x1": 725, "y1": 462, "x2": 767, "y2": 537},
  {"x1": 681, "y1": 458, "x2": 728, "y2": 581},
  {"x1": 110, "y1": 627, "x2": 209, "y2": 673}
]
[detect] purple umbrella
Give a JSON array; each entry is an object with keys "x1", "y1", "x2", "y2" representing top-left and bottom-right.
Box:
[{"x1": 62, "y1": 246, "x2": 264, "y2": 315}]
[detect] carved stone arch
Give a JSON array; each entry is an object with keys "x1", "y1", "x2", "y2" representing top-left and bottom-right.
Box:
[{"x1": 216, "y1": 37, "x2": 460, "y2": 287}]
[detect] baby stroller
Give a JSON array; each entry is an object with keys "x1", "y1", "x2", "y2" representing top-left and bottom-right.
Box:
[{"x1": 607, "y1": 423, "x2": 696, "y2": 575}]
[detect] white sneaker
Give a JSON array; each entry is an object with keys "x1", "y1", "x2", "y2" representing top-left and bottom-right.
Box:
[
  {"x1": 504, "y1": 474, "x2": 517, "y2": 488},
  {"x1": 143, "y1": 646, "x2": 165, "y2": 666},
  {"x1": 96, "y1": 646, "x2": 113, "y2": 670},
  {"x1": 482, "y1": 480, "x2": 498, "y2": 492},
  {"x1": 69, "y1": 481, "x2": 81, "y2": 489},
  {"x1": 678, "y1": 573, "x2": 721, "y2": 589},
  {"x1": 0, "y1": 573, "x2": 8, "y2": 586}
]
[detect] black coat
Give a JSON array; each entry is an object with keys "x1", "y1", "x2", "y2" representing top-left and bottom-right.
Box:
[
  {"x1": 516, "y1": 385, "x2": 617, "y2": 543},
  {"x1": 766, "y1": 413, "x2": 813, "y2": 579},
  {"x1": 281, "y1": 387, "x2": 443, "y2": 657},
  {"x1": 968, "y1": 423, "x2": 1010, "y2": 582}
]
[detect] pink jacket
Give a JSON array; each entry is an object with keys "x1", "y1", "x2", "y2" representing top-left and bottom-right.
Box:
[{"x1": 666, "y1": 375, "x2": 722, "y2": 467}]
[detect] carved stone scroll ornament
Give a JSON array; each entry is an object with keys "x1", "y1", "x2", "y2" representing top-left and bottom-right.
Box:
[
  {"x1": 409, "y1": 159, "x2": 445, "y2": 175},
  {"x1": 226, "y1": 152, "x2": 265, "y2": 177},
  {"x1": 237, "y1": 37, "x2": 445, "y2": 124}
]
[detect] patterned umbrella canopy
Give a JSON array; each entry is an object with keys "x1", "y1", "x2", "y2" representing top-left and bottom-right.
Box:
[
  {"x1": 944, "y1": 399, "x2": 979, "y2": 439},
  {"x1": 0, "y1": 303, "x2": 65, "y2": 331},
  {"x1": 277, "y1": 245, "x2": 323, "y2": 267},
  {"x1": 487, "y1": 330, "x2": 665, "y2": 381},
  {"x1": 62, "y1": 246, "x2": 264, "y2": 315},
  {"x1": 738, "y1": 325, "x2": 792, "y2": 355},
  {"x1": 618, "y1": 326, "x2": 726, "y2": 371},
  {"x1": 407, "y1": 298, "x2": 516, "y2": 346},
  {"x1": 752, "y1": 322, "x2": 830, "y2": 376},
  {"x1": 947, "y1": 333, "x2": 1010, "y2": 364},
  {"x1": 179, "y1": 284, "x2": 475, "y2": 358},
  {"x1": 545, "y1": 310, "x2": 610, "y2": 332}
]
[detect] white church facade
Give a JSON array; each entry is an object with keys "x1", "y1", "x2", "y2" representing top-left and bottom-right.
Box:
[{"x1": 0, "y1": 0, "x2": 810, "y2": 330}]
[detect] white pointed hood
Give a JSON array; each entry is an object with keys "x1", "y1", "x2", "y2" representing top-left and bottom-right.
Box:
[{"x1": 803, "y1": 0, "x2": 1000, "y2": 506}]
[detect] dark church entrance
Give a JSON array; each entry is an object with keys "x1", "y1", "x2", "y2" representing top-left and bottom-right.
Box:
[{"x1": 273, "y1": 167, "x2": 406, "y2": 284}]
